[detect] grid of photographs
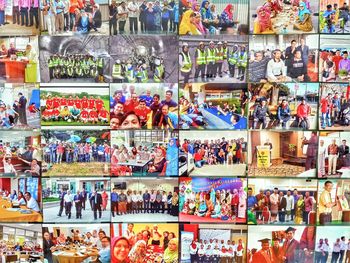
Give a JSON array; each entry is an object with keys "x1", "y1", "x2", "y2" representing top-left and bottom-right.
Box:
[{"x1": 1, "y1": 0, "x2": 350, "y2": 262}]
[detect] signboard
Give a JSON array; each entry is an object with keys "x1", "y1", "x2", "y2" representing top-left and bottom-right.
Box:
[
  {"x1": 4, "y1": 0, "x2": 12, "y2": 16},
  {"x1": 256, "y1": 145, "x2": 270, "y2": 168},
  {"x1": 180, "y1": 231, "x2": 194, "y2": 263}
]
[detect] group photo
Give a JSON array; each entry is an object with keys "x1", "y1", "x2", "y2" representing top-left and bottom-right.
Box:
[
  {"x1": 317, "y1": 179, "x2": 350, "y2": 226},
  {"x1": 248, "y1": 34, "x2": 319, "y2": 83},
  {"x1": 248, "y1": 130, "x2": 318, "y2": 177},
  {"x1": 0, "y1": 177, "x2": 42, "y2": 223},
  {"x1": 111, "y1": 130, "x2": 178, "y2": 176},
  {"x1": 41, "y1": 128, "x2": 110, "y2": 176},
  {"x1": 0, "y1": 83, "x2": 40, "y2": 130},
  {"x1": 319, "y1": 35, "x2": 350, "y2": 82},
  {"x1": 0, "y1": 130, "x2": 41, "y2": 177},
  {"x1": 110, "y1": 83, "x2": 179, "y2": 130},
  {"x1": 39, "y1": 35, "x2": 110, "y2": 83},
  {"x1": 249, "y1": 0, "x2": 319, "y2": 34},
  {"x1": 0, "y1": 36, "x2": 39, "y2": 83},
  {"x1": 40, "y1": 85, "x2": 110, "y2": 126},
  {"x1": 247, "y1": 178, "x2": 317, "y2": 225},
  {"x1": 318, "y1": 132, "x2": 350, "y2": 178},
  {"x1": 111, "y1": 177, "x2": 179, "y2": 222},
  {"x1": 180, "y1": 224, "x2": 247, "y2": 263},
  {"x1": 179, "y1": 0, "x2": 249, "y2": 35},
  {"x1": 40, "y1": 0, "x2": 109, "y2": 35},
  {"x1": 320, "y1": 0, "x2": 350, "y2": 33},
  {"x1": 179, "y1": 35, "x2": 248, "y2": 83},
  {"x1": 179, "y1": 177, "x2": 247, "y2": 223},
  {"x1": 247, "y1": 225, "x2": 316, "y2": 263},
  {"x1": 42, "y1": 177, "x2": 111, "y2": 223},
  {"x1": 43, "y1": 223, "x2": 110, "y2": 263},
  {"x1": 109, "y1": 0, "x2": 179, "y2": 35},
  {"x1": 180, "y1": 83, "x2": 248, "y2": 130},
  {"x1": 109, "y1": 35, "x2": 178, "y2": 83},
  {"x1": 248, "y1": 82, "x2": 319, "y2": 130},
  {"x1": 179, "y1": 130, "x2": 247, "y2": 176},
  {"x1": 111, "y1": 223, "x2": 179, "y2": 263},
  {"x1": 0, "y1": 224, "x2": 43, "y2": 263}
]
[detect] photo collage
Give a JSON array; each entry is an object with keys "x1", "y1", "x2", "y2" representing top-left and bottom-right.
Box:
[{"x1": 0, "y1": 0, "x2": 350, "y2": 262}]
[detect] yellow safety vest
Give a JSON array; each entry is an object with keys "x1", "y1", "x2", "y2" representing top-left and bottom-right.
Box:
[
  {"x1": 112, "y1": 64, "x2": 123, "y2": 78},
  {"x1": 215, "y1": 47, "x2": 224, "y2": 62},
  {"x1": 180, "y1": 52, "x2": 192, "y2": 73},
  {"x1": 206, "y1": 48, "x2": 215, "y2": 64},
  {"x1": 196, "y1": 49, "x2": 206, "y2": 65}
]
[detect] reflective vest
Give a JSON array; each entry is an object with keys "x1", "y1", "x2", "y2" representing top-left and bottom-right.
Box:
[
  {"x1": 238, "y1": 52, "x2": 247, "y2": 68},
  {"x1": 180, "y1": 52, "x2": 192, "y2": 73},
  {"x1": 228, "y1": 51, "x2": 238, "y2": 65},
  {"x1": 223, "y1": 47, "x2": 228, "y2": 59},
  {"x1": 140, "y1": 69, "x2": 148, "y2": 83},
  {"x1": 58, "y1": 58, "x2": 64, "y2": 66},
  {"x1": 126, "y1": 69, "x2": 136, "y2": 83},
  {"x1": 154, "y1": 65, "x2": 164, "y2": 82},
  {"x1": 97, "y1": 58, "x2": 103, "y2": 68},
  {"x1": 196, "y1": 49, "x2": 206, "y2": 65},
  {"x1": 206, "y1": 48, "x2": 215, "y2": 64},
  {"x1": 48, "y1": 59, "x2": 54, "y2": 68},
  {"x1": 83, "y1": 66, "x2": 90, "y2": 75},
  {"x1": 53, "y1": 58, "x2": 59, "y2": 67},
  {"x1": 75, "y1": 67, "x2": 83, "y2": 76},
  {"x1": 112, "y1": 64, "x2": 123, "y2": 79},
  {"x1": 90, "y1": 68, "x2": 98, "y2": 78},
  {"x1": 215, "y1": 47, "x2": 224, "y2": 62},
  {"x1": 67, "y1": 67, "x2": 74, "y2": 77}
]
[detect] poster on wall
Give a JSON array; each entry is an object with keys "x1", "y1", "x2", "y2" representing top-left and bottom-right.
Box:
[{"x1": 180, "y1": 231, "x2": 194, "y2": 263}]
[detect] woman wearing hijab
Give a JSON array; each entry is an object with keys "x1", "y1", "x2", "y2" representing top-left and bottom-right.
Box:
[
  {"x1": 179, "y1": 9, "x2": 200, "y2": 35},
  {"x1": 111, "y1": 236, "x2": 130, "y2": 263},
  {"x1": 294, "y1": 2, "x2": 313, "y2": 32},
  {"x1": 148, "y1": 147, "x2": 167, "y2": 174},
  {"x1": 197, "y1": 200, "x2": 207, "y2": 217},
  {"x1": 190, "y1": 240, "x2": 198, "y2": 262},
  {"x1": 163, "y1": 238, "x2": 179, "y2": 263},
  {"x1": 200, "y1": 0, "x2": 218, "y2": 33},
  {"x1": 220, "y1": 4, "x2": 236, "y2": 31},
  {"x1": 253, "y1": 6, "x2": 274, "y2": 34},
  {"x1": 171, "y1": 192, "x2": 179, "y2": 216},
  {"x1": 166, "y1": 138, "x2": 178, "y2": 176},
  {"x1": 194, "y1": 11, "x2": 207, "y2": 34},
  {"x1": 128, "y1": 240, "x2": 147, "y2": 263}
]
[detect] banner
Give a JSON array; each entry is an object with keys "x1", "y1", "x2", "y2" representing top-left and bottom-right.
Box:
[
  {"x1": 5, "y1": 0, "x2": 12, "y2": 16},
  {"x1": 256, "y1": 145, "x2": 270, "y2": 168},
  {"x1": 180, "y1": 231, "x2": 194, "y2": 263}
]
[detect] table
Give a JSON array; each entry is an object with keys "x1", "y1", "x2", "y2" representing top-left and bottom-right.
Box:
[
  {"x1": 0, "y1": 59, "x2": 27, "y2": 81},
  {"x1": 118, "y1": 159, "x2": 151, "y2": 175},
  {"x1": 52, "y1": 246, "x2": 98, "y2": 263},
  {"x1": 0, "y1": 199, "x2": 42, "y2": 222}
]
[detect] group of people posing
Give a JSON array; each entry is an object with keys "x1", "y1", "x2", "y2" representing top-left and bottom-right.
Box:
[
  {"x1": 180, "y1": 188, "x2": 247, "y2": 221},
  {"x1": 320, "y1": 49, "x2": 350, "y2": 82},
  {"x1": 179, "y1": 41, "x2": 247, "y2": 83}
]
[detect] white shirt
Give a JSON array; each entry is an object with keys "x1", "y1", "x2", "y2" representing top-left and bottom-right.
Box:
[
  {"x1": 333, "y1": 242, "x2": 341, "y2": 253},
  {"x1": 131, "y1": 194, "x2": 138, "y2": 202},
  {"x1": 3, "y1": 160, "x2": 16, "y2": 174},
  {"x1": 127, "y1": 2, "x2": 138, "y2": 17},
  {"x1": 64, "y1": 194, "x2": 73, "y2": 203},
  {"x1": 285, "y1": 195, "x2": 295, "y2": 210},
  {"x1": 26, "y1": 197, "x2": 40, "y2": 212},
  {"x1": 340, "y1": 240, "x2": 347, "y2": 250}
]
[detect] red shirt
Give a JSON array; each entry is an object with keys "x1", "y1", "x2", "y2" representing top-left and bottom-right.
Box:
[
  {"x1": 75, "y1": 99, "x2": 82, "y2": 109},
  {"x1": 104, "y1": 146, "x2": 110, "y2": 154},
  {"x1": 134, "y1": 106, "x2": 151, "y2": 122},
  {"x1": 89, "y1": 110, "x2": 98, "y2": 118},
  {"x1": 81, "y1": 110, "x2": 89, "y2": 118},
  {"x1": 124, "y1": 99, "x2": 139, "y2": 113},
  {"x1": 43, "y1": 110, "x2": 52, "y2": 117},
  {"x1": 46, "y1": 99, "x2": 53, "y2": 109},
  {"x1": 81, "y1": 99, "x2": 89, "y2": 109},
  {"x1": 194, "y1": 152, "x2": 202, "y2": 162},
  {"x1": 96, "y1": 99, "x2": 104, "y2": 111},
  {"x1": 57, "y1": 145, "x2": 65, "y2": 154},
  {"x1": 320, "y1": 98, "x2": 332, "y2": 114},
  {"x1": 52, "y1": 109, "x2": 60, "y2": 116},
  {"x1": 60, "y1": 98, "x2": 67, "y2": 106},
  {"x1": 182, "y1": 143, "x2": 188, "y2": 153},
  {"x1": 53, "y1": 98, "x2": 60, "y2": 108},
  {"x1": 88, "y1": 99, "x2": 95, "y2": 109},
  {"x1": 296, "y1": 104, "x2": 311, "y2": 118},
  {"x1": 99, "y1": 109, "x2": 109, "y2": 118},
  {"x1": 67, "y1": 99, "x2": 74, "y2": 106},
  {"x1": 333, "y1": 55, "x2": 343, "y2": 73},
  {"x1": 28, "y1": 104, "x2": 36, "y2": 112}
]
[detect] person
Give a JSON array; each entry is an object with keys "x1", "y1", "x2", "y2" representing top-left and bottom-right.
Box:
[
  {"x1": 179, "y1": 42, "x2": 192, "y2": 84},
  {"x1": 90, "y1": 189, "x2": 103, "y2": 220},
  {"x1": 278, "y1": 191, "x2": 287, "y2": 223},
  {"x1": 3, "y1": 156, "x2": 17, "y2": 175},
  {"x1": 92, "y1": 4, "x2": 102, "y2": 31},
  {"x1": 43, "y1": 232, "x2": 55, "y2": 263},
  {"x1": 64, "y1": 189, "x2": 73, "y2": 219},
  {"x1": 339, "y1": 51, "x2": 350, "y2": 73},
  {"x1": 109, "y1": 0, "x2": 118, "y2": 35},
  {"x1": 296, "y1": 98, "x2": 311, "y2": 129},
  {"x1": 253, "y1": 6, "x2": 273, "y2": 34},
  {"x1": 54, "y1": 0, "x2": 65, "y2": 33},
  {"x1": 249, "y1": 51, "x2": 269, "y2": 83},
  {"x1": 266, "y1": 49, "x2": 291, "y2": 82},
  {"x1": 101, "y1": 190, "x2": 108, "y2": 211},
  {"x1": 179, "y1": 9, "x2": 200, "y2": 35},
  {"x1": 24, "y1": 192, "x2": 40, "y2": 212},
  {"x1": 97, "y1": 236, "x2": 111, "y2": 263},
  {"x1": 252, "y1": 238, "x2": 273, "y2": 263},
  {"x1": 297, "y1": 38, "x2": 309, "y2": 66},
  {"x1": 282, "y1": 227, "x2": 300, "y2": 262},
  {"x1": 117, "y1": 1, "x2": 128, "y2": 33},
  {"x1": 18, "y1": 92, "x2": 28, "y2": 126},
  {"x1": 294, "y1": 2, "x2": 313, "y2": 32},
  {"x1": 194, "y1": 42, "x2": 206, "y2": 80},
  {"x1": 327, "y1": 139, "x2": 339, "y2": 175},
  {"x1": 252, "y1": 98, "x2": 271, "y2": 129},
  {"x1": 128, "y1": 240, "x2": 147, "y2": 262},
  {"x1": 128, "y1": 0, "x2": 138, "y2": 34},
  {"x1": 287, "y1": 50, "x2": 309, "y2": 82},
  {"x1": 111, "y1": 237, "x2": 130, "y2": 263},
  {"x1": 119, "y1": 111, "x2": 141, "y2": 129},
  {"x1": 163, "y1": 238, "x2": 178, "y2": 263},
  {"x1": 319, "y1": 181, "x2": 337, "y2": 225},
  {"x1": 277, "y1": 99, "x2": 291, "y2": 129},
  {"x1": 339, "y1": 139, "x2": 350, "y2": 167},
  {"x1": 73, "y1": 190, "x2": 83, "y2": 219},
  {"x1": 29, "y1": 0, "x2": 40, "y2": 29},
  {"x1": 271, "y1": 238, "x2": 284, "y2": 263},
  {"x1": 331, "y1": 238, "x2": 341, "y2": 263}
]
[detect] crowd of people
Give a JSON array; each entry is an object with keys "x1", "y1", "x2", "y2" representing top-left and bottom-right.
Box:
[
  {"x1": 249, "y1": 38, "x2": 313, "y2": 83},
  {"x1": 0, "y1": 240, "x2": 42, "y2": 254},
  {"x1": 179, "y1": 187, "x2": 247, "y2": 221},
  {"x1": 181, "y1": 137, "x2": 247, "y2": 168},
  {"x1": 252, "y1": 1, "x2": 314, "y2": 34},
  {"x1": 189, "y1": 238, "x2": 245, "y2": 263},
  {"x1": 109, "y1": 0, "x2": 179, "y2": 35},
  {"x1": 179, "y1": 41, "x2": 247, "y2": 83},
  {"x1": 112, "y1": 224, "x2": 178, "y2": 263},
  {"x1": 319, "y1": 90, "x2": 350, "y2": 129},
  {"x1": 44, "y1": 228, "x2": 110, "y2": 263},
  {"x1": 41, "y1": 94, "x2": 109, "y2": 124},
  {"x1": 46, "y1": 54, "x2": 105, "y2": 81},
  {"x1": 55, "y1": 188, "x2": 109, "y2": 220},
  {"x1": 320, "y1": 3, "x2": 350, "y2": 33},
  {"x1": 320, "y1": 49, "x2": 350, "y2": 82},
  {"x1": 315, "y1": 235, "x2": 350, "y2": 263},
  {"x1": 111, "y1": 188, "x2": 179, "y2": 216},
  {"x1": 179, "y1": 1, "x2": 248, "y2": 35},
  {"x1": 247, "y1": 187, "x2": 316, "y2": 225},
  {"x1": 40, "y1": 0, "x2": 104, "y2": 35},
  {"x1": 110, "y1": 88, "x2": 178, "y2": 129},
  {"x1": 111, "y1": 138, "x2": 178, "y2": 176}
]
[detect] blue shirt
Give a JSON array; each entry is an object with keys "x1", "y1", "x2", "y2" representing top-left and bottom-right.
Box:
[
  {"x1": 98, "y1": 247, "x2": 111, "y2": 263},
  {"x1": 53, "y1": 1, "x2": 64, "y2": 14},
  {"x1": 139, "y1": 95, "x2": 153, "y2": 106},
  {"x1": 111, "y1": 192, "x2": 119, "y2": 202},
  {"x1": 247, "y1": 195, "x2": 257, "y2": 210}
]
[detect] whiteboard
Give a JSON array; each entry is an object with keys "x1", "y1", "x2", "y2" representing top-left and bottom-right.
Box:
[{"x1": 199, "y1": 229, "x2": 231, "y2": 244}]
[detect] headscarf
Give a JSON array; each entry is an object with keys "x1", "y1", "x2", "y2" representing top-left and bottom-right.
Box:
[
  {"x1": 223, "y1": 4, "x2": 233, "y2": 20},
  {"x1": 179, "y1": 9, "x2": 200, "y2": 35},
  {"x1": 166, "y1": 138, "x2": 178, "y2": 161},
  {"x1": 200, "y1": 0, "x2": 212, "y2": 19},
  {"x1": 128, "y1": 240, "x2": 146, "y2": 262},
  {"x1": 257, "y1": 6, "x2": 272, "y2": 32},
  {"x1": 111, "y1": 237, "x2": 130, "y2": 263},
  {"x1": 199, "y1": 201, "x2": 207, "y2": 211},
  {"x1": 298, "y1": 2, "x2": 311, "y2": 21},
  {"x1": 163, "y1": 238, "x2": 179, "y2": 263},
  {"x1": 193, "y1": 11, "x2": 207, "y2": 34}
]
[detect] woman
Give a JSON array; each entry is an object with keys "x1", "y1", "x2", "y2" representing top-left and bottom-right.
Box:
[
  {"x1": 163, "y1": 238, "x2": 178, "y2": 263},
  {"x1": 171, "y1": 192, "x2": 179, "y2": 216},
  {"x1": 238, "y1": 187, "x2": 246, "y2": 219},
  {"x1": 10, "y1": 190, "x2": 17, "y2": 201},
  {"x1": 220, "y1": 4, "x2": 236, "y2": 31},
  {"x1": 189, "y1": 241, "x2": 198, "y2": 262},
  {"x1": 145, "y1": 2, "x2": 157, "y2": 32},
  {"x1": 112, "y1": 236, "x2": 130, "y2": 263},
  {"x1": 57, "y1": 233, "x2": 66, "y2": 245},
  {"x1": 128, "y1": 240, "x2": 147, "y2": 263},
  {"x1": 194, "y1": 11, "x2": 206, "y2": 34},
  {"x1": 162, "y1": 1, "x2": 172, "y2": 32},
  {"x1": 148, "y1": 147, "x2": 166, "y2": 174},
  {"x1": 166, "y1": 138, "x2": 178, "y2": 176},
  {"x1": 294, "y1": 2, "x2": 313, "y2": 32},
  {"x1": 17, "y1": 191, "x2": 26, "y2": 206},
  {"x1": 101, "y1": 190, "x2": 108, "y2": 211},
  {"x1": 294, "y1": 195, "x2": 305, "y2": 224},
  {"x1": 119, "y1": 112, "x2": 141, "y2": 129},
  {"x1": 179, "y1": 9, "x2": 200, "y2": 35},
  {"x1": 197, "y1": 200, "x2": 207, "y2": 217},
  {"x1": 220, "y1": 199, "x2": 230, "y2": 220},
  {"x1": 253, "y1": 6, "x2": 274, "y2": 34}
]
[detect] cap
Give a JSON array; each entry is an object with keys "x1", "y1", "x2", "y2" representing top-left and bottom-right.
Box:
[
  {"x1": 258, "y1": 238, "x2": 271, "y2": 243},
  {"x1": 285, "y1": 227, "x2": 297, "y2": 233}
]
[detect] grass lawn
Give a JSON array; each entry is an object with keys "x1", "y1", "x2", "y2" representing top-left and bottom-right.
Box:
[
  {"x1": 43, "y1": 162, "x2": 110, "y2": 176},
  {"x1": 43, "y1": 197, "x2": 60, "y2": 203}
]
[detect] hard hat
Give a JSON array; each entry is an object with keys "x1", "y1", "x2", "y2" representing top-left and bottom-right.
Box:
[
  {"x1": 209, "y1": 41, "x2": 214, "y2": 45},
  {"x1": 183, "y1": 42, "x2": 189, "y2": 47},
  {"x1": 199, "y1": 42, "x2": 204, "y2": 46},
  {"x1": 116, "y1": 59, "x2": 121, "y2": 64},
  {"x1": 217, "y1": 41, "x2": 222, "y2": 45}
]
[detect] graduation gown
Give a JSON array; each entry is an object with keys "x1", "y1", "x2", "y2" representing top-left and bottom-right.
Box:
[
  {"x1": 252, "y1": 248, "x2": 273, "y2": 263},
  {"x1": 283, "y1": 239, "x2": 300, "y2": 263}
]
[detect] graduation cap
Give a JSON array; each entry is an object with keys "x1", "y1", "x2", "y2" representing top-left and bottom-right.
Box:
[
  {"x1": 258, "y1": 238, "x2": 271, "y2": 243},
  {"x1": 285, "y1": 227, "x2": 297, "y2": 233}
]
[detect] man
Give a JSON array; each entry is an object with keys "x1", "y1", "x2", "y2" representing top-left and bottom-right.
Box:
[
  {"x1": 320, "y1": 93, "x2": 333, "y2": 129},
  {"x1": 328, "y1": 139, "x2": 339, "y2": 176},
  {"x1": 302, "y1": 132, "x2": 318, "y2": 171},
  {"x1": 90, "y1": 189, "x2": 103, "y2": 220},
  {"x1": 339, "y1": 139, "x2": 350, "y2": 167},
  {"x1": 271, "y1": 238, "x2": 284, "y2": 263},
  {"x1": 315, "y1": 238, "x2": 325, "y2": 263},
  {"x1": 206, "y1": 41, "x2": 216, "y2": 79},
  {"x1": 128, "y1": 0, "x2": 138, "y2": 33},
  {"x1": 248, "y1": 51, "x2": 269, "y2": 83},
  {"x1": 278, "y1": 191, "x2": 286, "y2": 223},
  {"x1": 109, "y1": 0, "x2": 118, "y2": 35},
  {"x1": 252, "y1": 238, "x2": 273, "y2": 263},
  {"x1": 20, "y1": 0, "x2": 30, "y2": 26},
  {"x1": 143, "y1": 189, "x2": 151, "y2": 213},
  {"x1": 296, "y1": 98, "x2": 311, "y2": 129},
  {"x1": 266, "y1": 49, "x2": 291, "y2": 82},
  {"x1": 97, "y1": 236, "x2": 111, "y2": 263},
  {"x1": 53, "y1": 0, "x2": 65, "y2": 33},
  {"x1": 215, "y1": 41, "x2": 225, "y2": 78},
  {"x1": 43, "y1": 232, "x2": 55, "y2": 263},
  {"x1": 64, "y1": 189, "x2": 73, "y2": 219},
  {"x1": 332, "y1": 238, "x2": 342, "y2": 263},
  {"x1": 81, "y1": 188, "x2": 87, "y2": 210},
  {"x1": 247, "y1": 187, "x2": 257, "y2": 213},
  {"x1": 24, "y1": 192, "x2": 40, "y2": 212},
  {"x1": 283, "y1": 227, "x2": 300, "y2": 263},
  {"x1": 297, "y1": 38, "x2": 309, "y2": 66},
  {"x1": 287, "y1": 50, "x2": 309, "y2": 82},
  {"x1": 179, "y1": 42, "x2": 192, "y2": 84},
  {"x1": 111, "y1": 188, "x2": 118, "y2": 217},
  {"x1": 18, "y1": 92, "x2": 28, "y2": 126},
  {"x1": 74, "y1": 189, "x2": 83, "y2": 219},
  {"x1": 255, "y1": 189, "x2": 267, "y2": 220},
  {"x1": 133, "y1": 99, "x2": 151, "y2": 127},
  {"x1": 57, "y1": 188, "x2": 66, "y2": 216},
  {"x1": 319, "y1": 181, "x2": 337, "y2": 225},
  {"x1": 161, "y1": 90, "x2": 178, "y2": 109},
  {"x1": 117, "y1": 2, "x2": 128, "y2": 33},
  {"x1": 252, "y1": 98, "x2": 271, "y2": 129},
  {"x1": 285, "y1": 40, "x2": 297, "y2": 62},
  {"x1": 13, "y1": 0, "x2": 21, "y2": 25},
  {"x1": 270, "y1": 188, "x2": 279, "y2": 222},
  {"x1": 303, "y1": 192, "x2": 313, "y2": 224},
  {"x1": 29, "y1": 0, "x2": 39, "y2": 28},
  {"x1": 277, "y1": 99, "x2": 291, "y2": 129},
  {"x1": 194, "y1": 42, "x2": 206, "y2": 80},
  {"x1": 339, "y1": 51, "x2": 350, "y2": 72},
  {"x1": 340, "y1": 236, "x2": 347, "y2": 263},
  {"x1": 285, "y1": 190, "x2": 294, "y2": 222},
  {"x1": 158, "y1": 104, "x2": 178, "y2": 129}
]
